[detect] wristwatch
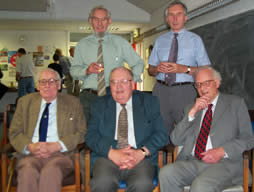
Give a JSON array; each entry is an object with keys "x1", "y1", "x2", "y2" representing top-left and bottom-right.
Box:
[
  {"x1": 140, "y1": 148, "x2": 149, "y2": 157},
  {"x1": 186, "y1": 66, "x2": 191, "y2": 74}
]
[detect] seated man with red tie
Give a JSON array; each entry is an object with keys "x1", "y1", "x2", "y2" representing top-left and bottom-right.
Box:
[
  {"x1": 159, "y1": 66, "x2": 254, "y2": 192},
  {"x1": 85, "y1": 67, "x2": 168, "y2": 192},
  {"x1": 9, "y1": 68, "x2": 87, "y2": 192}
]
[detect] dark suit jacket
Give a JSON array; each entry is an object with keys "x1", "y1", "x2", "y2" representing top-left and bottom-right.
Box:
[
  {"x1": 171, "y1": 93, "x2": 254, "y2": 183},
  {"x1": 85, "y1": 91, "x2": 168, "y2": 167},
  {"x1": 9, "y1": 92, "x2": 87, "y2": 153}
]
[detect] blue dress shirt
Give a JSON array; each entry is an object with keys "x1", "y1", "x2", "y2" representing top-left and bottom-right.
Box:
[{"x1": 148, "y1": 28, "x2": 211, "y2": 82}]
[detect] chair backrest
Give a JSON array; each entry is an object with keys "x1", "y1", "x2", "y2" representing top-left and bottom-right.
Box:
[{"x1": 2, "y1": 104, "x2": 16, "y2": 147}]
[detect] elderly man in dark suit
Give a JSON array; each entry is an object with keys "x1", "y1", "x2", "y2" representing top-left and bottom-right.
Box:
[
  {"x1": 159, "y1": 66, "x2": 254, "y2": 192},
  {"x1": 85, "y1": 67, "x2": 168, "y2": 192},
  {"x1": 9, "y1": 68, "x2": 87, "y2": 192}
]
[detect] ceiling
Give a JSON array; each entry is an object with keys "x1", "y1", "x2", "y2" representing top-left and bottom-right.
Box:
[{"x1": 0, "y1": 0, "x2": 217, "y2": 33}]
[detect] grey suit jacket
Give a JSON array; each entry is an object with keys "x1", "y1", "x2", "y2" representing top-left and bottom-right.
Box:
[
  {"x1": 9, "y1": 92, "x2": 87, "y2": 153},
  {"x1": 171, "y1": 93, "x2": 254, "y2": 180}
]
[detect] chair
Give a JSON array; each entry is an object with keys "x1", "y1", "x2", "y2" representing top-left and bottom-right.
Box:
[
  {"x1": 1, "y1": 143, "x2": 84, "y2": 192},
  {"x1": 1, "y1": 103, "x2": 84, "y2": 192},
  {"x1": 1, "y1": 104, "x2": 16, "y2": 149},
  {"x1": 83, "y1": 144, "x2": 174, "y2": 192}
]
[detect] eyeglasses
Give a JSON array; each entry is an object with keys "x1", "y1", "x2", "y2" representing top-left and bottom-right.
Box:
[
  {"x1": 194, "y1": 80, "x2": 215, "y2": 89},
  {"x1": 38, "y1": 78, "x2": 59, "y2": 86},
  {"x1": 92, "y1": 17, "x2": 108, "y2": 23},
  {"x1": 110, "y1": 79, "x2": 132, "y2": 86}
]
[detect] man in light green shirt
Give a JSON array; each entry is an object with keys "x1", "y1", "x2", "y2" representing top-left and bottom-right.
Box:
[{"x1": 71, "y1": 5, "x2": 144, "y2": 120}]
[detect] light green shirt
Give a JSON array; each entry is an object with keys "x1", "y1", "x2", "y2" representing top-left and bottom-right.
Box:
[{"x1": 71, "y1": 33, "x2": 144, "y2": 90}]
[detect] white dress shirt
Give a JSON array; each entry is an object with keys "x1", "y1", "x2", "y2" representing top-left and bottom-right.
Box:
[
  {"x1": 190, "y1": 94, "x2": 219, "y2": 156},
  {"x1": 114, "y1": 97, "x2": 137, "y2": 148},
  {"x1": 23, "y1": 98, "x2": 67, "y2": 154}
]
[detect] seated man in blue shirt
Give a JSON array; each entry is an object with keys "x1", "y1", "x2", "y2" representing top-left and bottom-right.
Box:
[{"x1": 9, "y1": 68, "x2": 86, "y2": 192}]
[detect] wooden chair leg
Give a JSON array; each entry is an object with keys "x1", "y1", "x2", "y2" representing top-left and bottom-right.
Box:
[
  {"x1": 243, "y1": 153, "x2": 249, "y2": 192},
  {"x1": 2, "y1": 153, "x2": 7, "y2": 192},
  {"x1": 84, "y1": 149, "x2": 91, "y2": 192},
  {"x1": 75, "y1": 152, "x2": 81, "y2": 192}
]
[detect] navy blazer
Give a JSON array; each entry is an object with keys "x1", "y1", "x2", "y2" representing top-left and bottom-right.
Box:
[{"x1": 85, "y1": 91, "x2": 168, "y2": 168}]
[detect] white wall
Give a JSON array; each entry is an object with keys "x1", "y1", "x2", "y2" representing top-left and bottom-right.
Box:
[
  {"x1": 0, "y1": 30, "x2": 68, "y2": 86},
  {"x1": 0, "y1": 0, "x2": 150, "y2": 23}
]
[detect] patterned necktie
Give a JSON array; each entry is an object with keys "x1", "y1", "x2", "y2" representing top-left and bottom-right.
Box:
[
  {"x1": 165, "y1": 33, "x2": 178, "y2": 85},
  {"x1": 39, "y1": 103, "x2": 51, "y2": 142},
  {"x1": 194, "y1": 104, "x2": 213, "y2": 160},
  {"x1": 117, "y1": 104, "x2": 128, "y2": 149},
  {"x1": 97, "y1": 39, "x2": 106, "y2": 96}
]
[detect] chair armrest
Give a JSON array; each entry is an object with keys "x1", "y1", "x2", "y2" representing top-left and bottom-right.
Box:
[
  {"x1": 243, "y1": 149, "x2": 252, "y2": 159},
  {"x1": 74, "y1": 142, "x2": 86, "y2": 153},
  {"x1": 1, "y1": 143, "x2": 15, "y2": 154},
  {"x1": 161, "y1": 143, "x2": 175, "y2": 153}
]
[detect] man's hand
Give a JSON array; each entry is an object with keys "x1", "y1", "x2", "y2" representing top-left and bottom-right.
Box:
[
  {"x1": 27, "y1": 142, "x2": 62, "y2": 158},
  {"x1": 201, "y1": 147, "x2": 225, "y2": 164},
  {"x1": 108, "y1": 146, "x2": 134, "y2": 169},
  {"x1": 86, "y1": 62, "x2": 103, "y2": 75},
  {"x1": 157, "y1": 62, "x2": 187, "y2": 74},
  {"x1": 188, "y1": 95, "x2": 211, "y2": 117},
  {"x1": 39, "y1": 142, "x2": 62, "y2": 158},
  {"x1": 27, "y1": 142, "x2": 42, "y2": 157},
  {"x1": 121, "y1": 148, "x2": 145, "y2": 170}
]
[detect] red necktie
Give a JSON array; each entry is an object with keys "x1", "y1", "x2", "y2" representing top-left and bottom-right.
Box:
[{"x1": 194, "y1": 104, "x2": 213, "y2": 160}]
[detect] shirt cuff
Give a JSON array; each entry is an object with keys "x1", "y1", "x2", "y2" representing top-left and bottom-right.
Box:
[
  {"x1": 224, "y1": 152, "x2": 229, "y2": 159},
  {"x1": 59, "y1": 140, "x2": 68, "y2": 152},
  {"x1": 188, "y1": 115, "x2": 195, "y2": 122},
  {"x1": 23, "y1": 145, "x2": 30, "y2": 155}
]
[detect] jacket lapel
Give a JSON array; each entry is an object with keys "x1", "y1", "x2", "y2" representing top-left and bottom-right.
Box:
[
  {"x1": 132, "y1": 92, "x2": 144, "y2": 146},
  {"x1": 209, "y1": 94, "x2": 227, "y2": 137},
  {"x1": 105, "y1": 96, "x2": 117, "y2": 139},
  {"x1": 28, "y1": 94, "x2": 42, "y2": 138}
]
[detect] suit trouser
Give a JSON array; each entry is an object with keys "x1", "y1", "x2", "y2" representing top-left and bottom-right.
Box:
[
  {"x1": 90, "y1": 158, "x2": 155, "y2": 192},
  {"x1": 159, "y1": 159, "x2": 235, "y2": 192},
  {"x1": 152, "y1": 82, "x2": 197, "y2": 136},
  {"x1": 16, "y1": 152, "x2": 73, "y2": 192}
]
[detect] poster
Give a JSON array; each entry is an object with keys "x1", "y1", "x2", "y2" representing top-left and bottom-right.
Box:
[
  {"x1": 0, "y1": 56, "x2": 8, "y2": 64},
  {"x1": 33, "y1": 52, "x2": 44, "y2": 66},
  {"x1": 0, "y1": 64, "x2": 8, "y2": 71},
  {"x1": 8, "y1": 51, "x2": 17, "y2": 67}
]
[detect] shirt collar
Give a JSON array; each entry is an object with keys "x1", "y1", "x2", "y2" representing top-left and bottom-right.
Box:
[
  {"x1": 209, "y1": 93, "x2": 219, "y2": 111},
  {"x1": 90, "y1": 32, "x2": 110, "y2": 41},
  {"x1": 41, "y1": 98, "x2": 57, "y2": 108},
  {"x1": 169, "y1": 28, "x2": 186, "y2": 36},
  {"x1": 116, "y1": 96, "x2": 132, "y2": 109}
]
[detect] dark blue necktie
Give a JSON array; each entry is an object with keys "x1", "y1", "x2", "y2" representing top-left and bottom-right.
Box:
[{"x1": 39, "y1": 103, "x2": 51, "y2": 142}]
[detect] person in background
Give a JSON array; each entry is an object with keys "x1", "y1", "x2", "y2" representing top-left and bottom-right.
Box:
[
  {"x1": 48, "y1": 54, "x2": 63, "y2": 79},
  {"x1": 16, "y1": 48, "x2": 35, "y2": 98},
  {"x1": 159, "y1": 66, "x2": 254, "y2": 192},
  {"x1": 0, "y1": 68, "x2": 8, "y2": 100},
  {"x1": 55, "y1": 48, "x2": 73, "y2": 94},
  {"x1": 85, "y1": 67, "x2": 168, "y2": 192},
  {"x1": 148, "y1": 0, "x2": 211, "y2": 137},
  {"x1": 68, "y1": 47, "x2": 80, "y2": 96},
  {"x1": 9, "y1": 68, "x2": 86, "y2": 192},
  {"x1": 71, "y1": 6, "x2": 144, "y2": 121}
]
